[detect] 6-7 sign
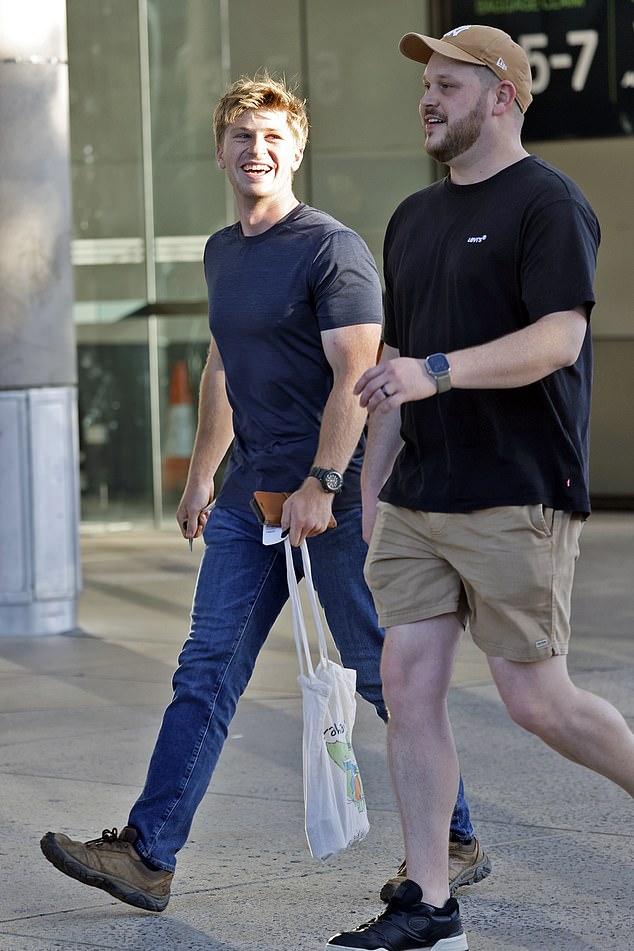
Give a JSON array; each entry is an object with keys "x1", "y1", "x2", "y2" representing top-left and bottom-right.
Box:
[{"x1": 449, "y1": 0, "x2": 634, "y2": 140}]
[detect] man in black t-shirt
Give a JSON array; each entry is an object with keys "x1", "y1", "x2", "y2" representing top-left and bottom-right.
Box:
[{"x1": 327, "y1": 24, "x2": 634, "y2": 951}]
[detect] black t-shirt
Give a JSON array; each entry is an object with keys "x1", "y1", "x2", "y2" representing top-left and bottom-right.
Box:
[
  {"x1": 204, "y1": 203, "x2": 383, "y2": 511},
  {"x1": 381, "y1": 156, "x2": 600, "y2": 514}
]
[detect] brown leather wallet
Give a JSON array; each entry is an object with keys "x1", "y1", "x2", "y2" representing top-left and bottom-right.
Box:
[{"x1": 250, "y1": 490, "x2": 336, "y2": 530}]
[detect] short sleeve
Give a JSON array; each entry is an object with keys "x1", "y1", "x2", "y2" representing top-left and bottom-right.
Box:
[
  {"x1": 521, "y1": 198, "x2": 599, "y2": 321},
  {"x1": 310, "y1": 230, "x2": 383, "y2": 331}
]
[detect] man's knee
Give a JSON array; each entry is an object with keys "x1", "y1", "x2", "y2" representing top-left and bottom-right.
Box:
[
  {"x1": 502, "y1": 690, "x2": 553, "y2": 735},
  {"x1": 380, "y1": 649, "x2": 411, "y2": 708},
  {"x1": 380, "y1": 643, "x2": 448, "y2": 716},
  {"x1": 494, "y1": 661, "x2": 571, "y2": 737}
]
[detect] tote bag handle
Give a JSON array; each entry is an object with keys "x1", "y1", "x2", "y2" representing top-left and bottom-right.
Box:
[{"x1": 283, "y1": 536, "x2": 330, "y2": 677}]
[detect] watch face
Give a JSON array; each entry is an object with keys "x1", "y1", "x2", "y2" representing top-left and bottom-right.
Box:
[
  {"x1": 324, "y1": 470, "x2": 343, "y2": 491},
  {"x1": 427, "y1": 353, "x2": 450, "y2": 374}
]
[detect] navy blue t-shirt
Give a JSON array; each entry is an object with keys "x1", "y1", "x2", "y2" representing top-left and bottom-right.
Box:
[
  {"x1": 204, "y1": 203, "x2": 383, "y2": 511},
  {"x1": 381, "y1": 156, "x2": 600, "y2": 514}
]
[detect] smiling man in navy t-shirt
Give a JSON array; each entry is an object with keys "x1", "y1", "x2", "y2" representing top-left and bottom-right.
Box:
[{"x1": 40, "y1": 72, "x2": 489, "y2": 918}]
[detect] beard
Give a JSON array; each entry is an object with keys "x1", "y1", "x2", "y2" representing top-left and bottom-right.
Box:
[{"x1": 425, "y1": 92, "x2": 488, "y2": 165}]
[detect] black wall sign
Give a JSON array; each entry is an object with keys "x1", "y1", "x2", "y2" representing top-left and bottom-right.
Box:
[{"x1": 449, "y1": 0, "x2": 634, "y2": 139}]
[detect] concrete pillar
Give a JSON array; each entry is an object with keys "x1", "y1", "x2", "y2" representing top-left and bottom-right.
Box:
[{"x1": 0, "y1": 1, "x2": 81, "y2": 635}]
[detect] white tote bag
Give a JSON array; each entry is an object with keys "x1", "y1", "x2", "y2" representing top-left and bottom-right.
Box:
[{"x1": 284, "y1": 536, "x2": 370, "y2": 860}]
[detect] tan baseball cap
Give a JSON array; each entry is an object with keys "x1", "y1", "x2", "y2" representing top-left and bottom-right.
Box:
[{"x1": 400, "y1": 24, "x2": 533, "y2": 113}]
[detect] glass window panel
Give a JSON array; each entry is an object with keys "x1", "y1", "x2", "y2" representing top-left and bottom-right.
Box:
[
  {"x1": 148, "y1": 0, "x2": 227, "y2": 239},
  {"x1": 227, "y1": 0, "x2": 302, "y2": 82},
  {"x1": 156, "y1": 316, "x2": 213, "y2": 515},
  {"x1": 305, "y1": 0, "x2": 432, "y2": 272},
  {"x1": 73, "y1": 262, "x2": 148, "y2": 309},
  {"x1": 67, "y1": 0, "x2": 147, "y2": 304},
  {"x1": 77, "y1": 319, "x2": 153, "y2": 524},
  {"x1": 155, "y1": 259, "x2": 208, "y2": 305},
  {"x1": 146, "y1": 1, "x2": 226, "y2": 302},
  {"x1": 305, "y1": 0, "x2": 427, "y2": 150},
  {"x1": 310, "y1": 154, "x2": 432, "y2": 267}
]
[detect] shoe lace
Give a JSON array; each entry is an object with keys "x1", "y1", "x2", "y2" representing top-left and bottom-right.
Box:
[
  {"x1": 352, "y1": 912, "x2": 384, "y2": 932},
  {"x1": 353, "y1": 898, "x2": 405, "y2": 933},
  {"x1": 86, "y1": 827, "x2": 120, "y2": 846}
]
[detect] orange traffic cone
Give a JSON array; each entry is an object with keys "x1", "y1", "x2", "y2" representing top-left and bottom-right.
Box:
[{"x1": 162, "y1": 359, "x2": 196, "y2": 493}]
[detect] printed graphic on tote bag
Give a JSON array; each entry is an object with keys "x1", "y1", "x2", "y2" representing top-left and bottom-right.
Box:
[{"x1": 324, "y1": 722, "x2": 367, "y2": 813}]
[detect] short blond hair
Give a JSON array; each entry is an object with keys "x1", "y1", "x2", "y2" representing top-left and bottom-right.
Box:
[{"x1": 213, "y1": 71, "x2": 309, "y2": 150}]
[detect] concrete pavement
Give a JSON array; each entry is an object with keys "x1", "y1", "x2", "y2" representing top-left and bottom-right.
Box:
[{"x1": 0, "y1": 512, "x2": 633, "y2": 950}]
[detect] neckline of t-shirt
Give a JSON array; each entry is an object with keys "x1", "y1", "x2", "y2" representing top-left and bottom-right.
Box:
[
  {"x1": 443, "y1": 155, "x2": 535, "y2": 194},
  {"x1": 237, "y1": 202, "x2": 307, "y2": 241}
]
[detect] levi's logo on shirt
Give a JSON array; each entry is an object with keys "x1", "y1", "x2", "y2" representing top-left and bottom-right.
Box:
[{"x1": 467, "y1": 234, "x2": 488, "y2": 243}]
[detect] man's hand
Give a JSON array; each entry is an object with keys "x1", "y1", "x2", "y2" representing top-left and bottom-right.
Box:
[
  {"x1": 354, "y1": 357, "x2": 436, "y2": 413},
  {"x1": 176, "y1": 482, "x2": 214, "y2": 542},
  {"x1": 281, "y1": 479, "x2": 336, "y2": 547}
]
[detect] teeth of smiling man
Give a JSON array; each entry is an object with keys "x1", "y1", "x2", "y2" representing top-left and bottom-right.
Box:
[{"x1": 242, "y1": 164, "x2": 270, "y2": 173}]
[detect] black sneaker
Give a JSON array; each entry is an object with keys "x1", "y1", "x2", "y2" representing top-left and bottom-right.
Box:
[{"x1": 326, "y1": 879, "x2": 468, "y2": 950}]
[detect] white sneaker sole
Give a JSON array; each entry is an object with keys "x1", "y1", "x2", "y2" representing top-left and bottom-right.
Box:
[{"x1": 325, "y1": 933, "x2": 469, "y2": 950}]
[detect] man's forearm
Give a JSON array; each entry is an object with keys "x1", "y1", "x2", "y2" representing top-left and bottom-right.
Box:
[
  {"x1": 448, "y1": 308, "x2": 588, "y2": 390},
  {"x1": 361, "y1": 406, "x2": 403, "y2": 500},
  {"x1": 186, "y1": 346, "x2": 234, "y2": 488},
  {"x1": 312, "y1": 382, "x2": 369, "y2": 473},
  {"x1": 312, "y1": 322, "x2": 383, "y2": 475}
]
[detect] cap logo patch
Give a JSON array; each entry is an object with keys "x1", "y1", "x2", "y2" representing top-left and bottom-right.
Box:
[
  {"x1": 496, "y1": 57, "x2": 508, "y2": 71},
  {"x1": 444, "y1": 25, "x2": 472, "y2": 38}
]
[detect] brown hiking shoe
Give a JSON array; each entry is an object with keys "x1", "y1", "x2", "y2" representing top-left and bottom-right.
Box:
[
  {"x1": 379, "y1": 836, "x2": 492, "y2": 903},
  {"x1": 40, "y1": 826, "x2": 173, "y2": 912},
  {"x1": 448, "y1": 836, "x2": 492, "y2": 892}
]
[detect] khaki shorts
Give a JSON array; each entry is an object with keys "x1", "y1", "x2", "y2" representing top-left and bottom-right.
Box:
[{"x1": 364, "y1": 502, "x2": 585, "y2": 662}]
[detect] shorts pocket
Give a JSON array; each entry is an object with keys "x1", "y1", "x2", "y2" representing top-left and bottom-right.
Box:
[{"x1": 528, "y1": 503, "x2": 555, "y2": 537}]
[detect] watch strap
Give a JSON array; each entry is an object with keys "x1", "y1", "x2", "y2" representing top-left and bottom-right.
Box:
[
  {"x1": 424, "y1": 354, "x2": 452, "y2": 394},
  {"x1": 309, "y1": 466, "x2": 343, "y2": 494}
]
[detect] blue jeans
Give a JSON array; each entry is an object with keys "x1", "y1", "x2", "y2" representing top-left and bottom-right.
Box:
[{"x1": 128, "y1": 505, "x2": 474, "y2": 870}]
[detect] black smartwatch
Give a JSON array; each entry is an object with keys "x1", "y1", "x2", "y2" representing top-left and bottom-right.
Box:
[
  {"x1": 424, "y1": 352, "x2": 452, "y2": 394},
  {"x1": 309, "y1": 466, "x2": 344, "y2": 494}
]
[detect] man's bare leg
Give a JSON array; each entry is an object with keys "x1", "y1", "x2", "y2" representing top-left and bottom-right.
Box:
[
  {"x1": 380, "y1": 613, "x2": 464, "y2": 908},
  {"x1": 489, "y1": 654, "x2": 634, "y2": 796}
]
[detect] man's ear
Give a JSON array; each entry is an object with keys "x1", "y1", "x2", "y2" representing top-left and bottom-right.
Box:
[
  {"x1": 291, "y1": 146, "x2": 304, "y2": 173},
  {"x1": 492, "y1": 80, "x2": 517, "y2": 115},
  {"x1": 216, "y1": 142, "x2": 226, "y2": 169}
]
